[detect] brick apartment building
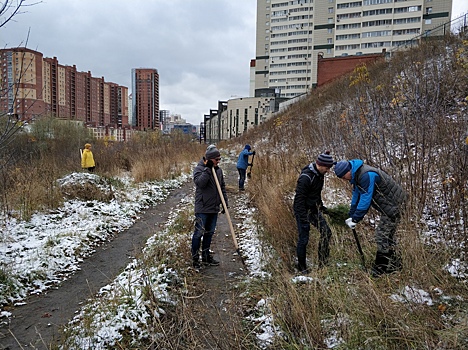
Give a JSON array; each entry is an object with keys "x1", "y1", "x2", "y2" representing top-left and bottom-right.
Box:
[
  {"x1": 0, "y1": 47, "x2": 129, "y2": 129},
  {"x1": 131, "y1": 68, "x2": 160, "y2": 131}
]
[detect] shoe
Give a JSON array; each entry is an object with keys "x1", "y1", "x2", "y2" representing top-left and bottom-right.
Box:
[
  {"x1": 193, "y1": 260, "x2": 201, "y2": 269},
  {"x1": 239, "y1": 188, "x2": 245, "y2": 191},
  {"x1": 297, "y1": 263, "x2": 310, "y2": 274},
  {"x1": 386, "y1": 250, "x2": 402, "y2": 273},
  {"x1": 202, "y1": 256, "x2": 220, "y2": 266},
  {"x1": 370, "y1": 251, "x2": 388, "y2": 277}
]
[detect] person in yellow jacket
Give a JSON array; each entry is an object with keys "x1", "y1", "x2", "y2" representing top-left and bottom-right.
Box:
[{"x1": 81, "y1": 143, "x2": 96, "y2": 172}]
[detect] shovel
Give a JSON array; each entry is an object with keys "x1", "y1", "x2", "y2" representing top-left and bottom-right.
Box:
[
  {"x1": 352, "y1": 228, "x2": 366, "y2": 270},
  {"x1": 211, "y1": 167, "x2": 242, "y2": 259},
  {"x1": 247, "y1": 153, "x2": 255, "y2": 179}
]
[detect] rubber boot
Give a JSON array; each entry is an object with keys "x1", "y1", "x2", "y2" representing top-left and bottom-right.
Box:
[
  {"x1": 386, "y1": 249, "x2": 402, "y2": 273},
  {"x1": 297, "y1": 257, "x2": 309, "y2": 274},
  {"x1": 370, "y1": 251, "x2": 388, "y2": 277}
]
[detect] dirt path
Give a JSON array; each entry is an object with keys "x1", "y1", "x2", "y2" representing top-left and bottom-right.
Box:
[
  {"x1": 0, "y1": 181, "x2": 194, "y2": 349},
  {"x1": 182, "y1": 160, "x2": 249, "y2": 349},
  {"x1": 0, "y1": 159, "x2": 252, "y2": 349}
]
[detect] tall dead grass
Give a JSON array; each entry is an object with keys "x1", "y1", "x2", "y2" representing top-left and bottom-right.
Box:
[
  {"x1": 0, "y1": 120, "x2": 204, "y2": 220},
  {"x1": 238, "y1": 34, "x2": 468, "y2": 348}
]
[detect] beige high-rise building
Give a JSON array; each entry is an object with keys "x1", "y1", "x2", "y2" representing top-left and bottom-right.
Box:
[{"x1": 255, "y1": 0, "x2": 453, "y2": 98}]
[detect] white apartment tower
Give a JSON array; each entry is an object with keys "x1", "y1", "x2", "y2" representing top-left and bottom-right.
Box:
[{"x1": 255, "y1": 0, "x2": 453, "y2": 98}]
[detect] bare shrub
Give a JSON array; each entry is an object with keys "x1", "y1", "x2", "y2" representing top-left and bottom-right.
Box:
[{"x1": 235, "y1": 34, "x2": 468, "y2": 348}]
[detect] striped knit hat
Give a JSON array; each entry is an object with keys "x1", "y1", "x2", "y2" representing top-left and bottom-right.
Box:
[{"x1": 316, "y1": 151, "x2": 334, "y2": 168}]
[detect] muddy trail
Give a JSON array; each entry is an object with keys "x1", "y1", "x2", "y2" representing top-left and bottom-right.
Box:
[{"x1": 0, "y1": 160, "x2": 252, "y2": 349}]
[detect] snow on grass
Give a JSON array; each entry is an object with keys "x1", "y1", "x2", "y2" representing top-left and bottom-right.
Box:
[
  {"x1": 0, "y1": 172, "x2": 190, "y2": 310},
  {"x1": 234, "y1": 194, "x2": 274, "y2": 279},
  {"x1": 61, "y1": 195, "x2": 193, "y2": 349}
]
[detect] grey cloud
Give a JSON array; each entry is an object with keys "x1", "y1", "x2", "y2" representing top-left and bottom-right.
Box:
[{"x1": 2, "y1": 0, "x2": 256, "y2": 125}]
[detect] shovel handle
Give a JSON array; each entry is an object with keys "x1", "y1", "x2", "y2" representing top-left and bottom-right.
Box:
[
  {"x1": 352, "y1": 228, "x2": 366, "y2": 268},
  {"x1": 211, "y1": 167, "x2": 239, "y2": 250}
]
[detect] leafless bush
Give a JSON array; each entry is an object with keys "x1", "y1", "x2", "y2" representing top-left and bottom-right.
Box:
[
  {"x1": 240, "y1": 35, "x2": 468, "y2": 348},
  {"x1": 0, "y1": 117, "x2": 204, "y2": 219}
]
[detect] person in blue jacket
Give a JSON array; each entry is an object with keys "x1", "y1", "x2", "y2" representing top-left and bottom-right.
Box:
[
  {"x1": 334, "y1": 159, "x2": 407, "y2": 276},
  {"x1": 236, "y1": 144, "x2": 255, "y2": 191}
]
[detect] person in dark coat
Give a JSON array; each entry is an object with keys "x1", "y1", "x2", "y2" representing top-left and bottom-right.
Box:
[
  {"x1": 293, "y1": 151, "x2": 334, "y2": 273},
  {"x1": 191, "y1": 146, "x2": 228, "y2": 268},
  {"x1": 334, "y1": 159, "x2": 407, "y2": 276},
  {"x1": 236, "y1": 144, "x2": 255, "y2": 191}
]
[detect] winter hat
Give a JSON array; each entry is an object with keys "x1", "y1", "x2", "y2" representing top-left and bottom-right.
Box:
[
  {"x1": 206, "y1": 144, "x2": 216, "y2": 151},
  {"x1": 205, "y1": 146, "x2": 221, "y2": 159},
  {"x1": 334, "y1": 160, "x2": 351, "y2": 178},
  {"x1": 84, "y1": 143, "x2": 91, "y2": 149},
  {"x1": 244, "y1": 144, "x2": 251, "y2": 150},
  {"x1": 316, "y1": 151, "x2": 334, "y2": 168}
]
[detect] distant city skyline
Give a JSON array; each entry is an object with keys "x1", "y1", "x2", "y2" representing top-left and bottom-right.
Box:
[{"x1": 2, "y1": 1, "x2": 467, "y2": 125}]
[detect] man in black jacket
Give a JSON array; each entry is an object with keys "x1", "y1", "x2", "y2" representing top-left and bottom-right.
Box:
[
  {"x1": 191, "y1": 146, "x2": 228, "y2": 269},
  {"x1": 293, "y1": 151, "x2": 334, "y2": 273}
]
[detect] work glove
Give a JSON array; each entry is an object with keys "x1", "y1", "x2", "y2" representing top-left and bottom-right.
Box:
[
  {"x1": 248, "y1": 163, "x2": 253, "y2": 167},
  {"x1": 345, "y1": 218, "x2": 357, "y2": 229},
  {"x1": 252, "y1": 151, "x2": 256, "y2": 156},
  {"x1": 221, "y1": 206, "x2": 228, "y2": 214},
  {"x1": 204, "y1": 159, "x2": 214, "y2": 168}
]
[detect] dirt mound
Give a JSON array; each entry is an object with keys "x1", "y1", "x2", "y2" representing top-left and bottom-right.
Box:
[{"x1": 57, "y1": 172, "x2": 114, "y2": 201}]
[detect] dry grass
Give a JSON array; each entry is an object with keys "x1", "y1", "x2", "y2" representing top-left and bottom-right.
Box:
[
  {"x1": 234, "y1": 34, "x2": 468, "y2": 348},
  {"x1": 0, "y1": 123, "x2": 204, "y2": 220}
]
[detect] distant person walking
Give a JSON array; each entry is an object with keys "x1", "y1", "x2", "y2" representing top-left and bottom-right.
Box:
[
  {"x1": 236, "y1": 144, "x2": 255, "y2": 191},
  {"x1": 293, "y1": 151, "x2": 334, "y2": 273},
  {"x1": 191, "y1": 146, "x2": 228, "y2": 268},
  {"x1": 81, "y1": 143, "x2": 95, "y2": 173},
  {"x1": 334, "y1": 159, "x2": 407, "y2": 277}
]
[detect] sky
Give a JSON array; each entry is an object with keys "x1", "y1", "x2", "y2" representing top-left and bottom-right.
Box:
[
  {"x1": 1, "y1": 0, "x2": 257, "y2": 125},
  {"x1": 1, "y1": 1, "x2": 467, "y2": 126}
]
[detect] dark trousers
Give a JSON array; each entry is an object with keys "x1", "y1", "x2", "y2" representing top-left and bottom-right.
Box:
[
  {"x1": 296, "y1": 211, "x2": 332, "y2": 267},
  {"x1": 237, "y1": 168, "x2": 247, "y2": 189},
  {"x1": 191, "y1": 213, "x2": 218, "y2": 261}
]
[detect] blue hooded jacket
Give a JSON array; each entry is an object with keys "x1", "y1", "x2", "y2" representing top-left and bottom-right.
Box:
[
  {"x1": 348, "y1": 159, "x2": 406, "y2": 222},
  {"x1": 237, "y1": 145, "x2": 254, "y2": 170},
  {"x1": 348, "y1": 159, "x2": 379, "y2": 222}
]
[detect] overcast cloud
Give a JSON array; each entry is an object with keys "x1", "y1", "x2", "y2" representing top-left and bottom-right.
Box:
[{"x1": 2, "y1": 0, "x2": 467, "y2": 125}]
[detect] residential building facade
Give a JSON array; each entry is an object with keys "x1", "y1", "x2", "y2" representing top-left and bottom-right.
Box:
[
  {"x1": 0, "y1": 47, "x2": 128, "y2": 128},
  {"x1": 0, "y1": 47, "x2": 129, "y2": 128},
  {"x1": 255, "y1": 0, "x2": 452, "y2": 98},
  {"x1": 204, "y1": 91, "x2": 285, "y2": 143},
  {"x1": 131, "y1": 68, "x2": 160, "y2": 131}
]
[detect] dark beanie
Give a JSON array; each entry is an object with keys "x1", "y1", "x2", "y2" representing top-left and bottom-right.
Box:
[
  {"x1": 316, "y1": 151, "x2": 334, "y2": 168},
  {"x1": 205, "y1": 147, "x2": 221, "y2": 159},
  {"x1": 334, "y1": 160, "x2": 351, "y2": 178},
  {"x1": 245, "y1": 144, "x2": 251, "y2": 150}
]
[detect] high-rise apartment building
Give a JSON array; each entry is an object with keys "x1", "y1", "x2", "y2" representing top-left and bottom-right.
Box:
[
  {"x1": 0, "y1": 47, "x2": 129, "y2": 127},
  {"x1": 255, "y1": 0, "x2": 452, "y2": 98},
  {"x1": 131, "y1": 68, "x2": 160, "y2": 131}
]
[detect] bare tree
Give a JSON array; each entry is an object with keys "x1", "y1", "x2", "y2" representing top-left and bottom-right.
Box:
[
  {"x1": 0, "y1": 0, "x2": 40, "y2": 29},
  {"x1": 1, "y1": 1, "x2": 41, "y2": 152}
]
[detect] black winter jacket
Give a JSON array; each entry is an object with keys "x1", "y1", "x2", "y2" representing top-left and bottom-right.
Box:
[
  {"x1": 293, "y1": 163, "x2": 325, "y2": 223},
  {"x1": 193, "y1": 158, "x2": 228, "y2": 214}
]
